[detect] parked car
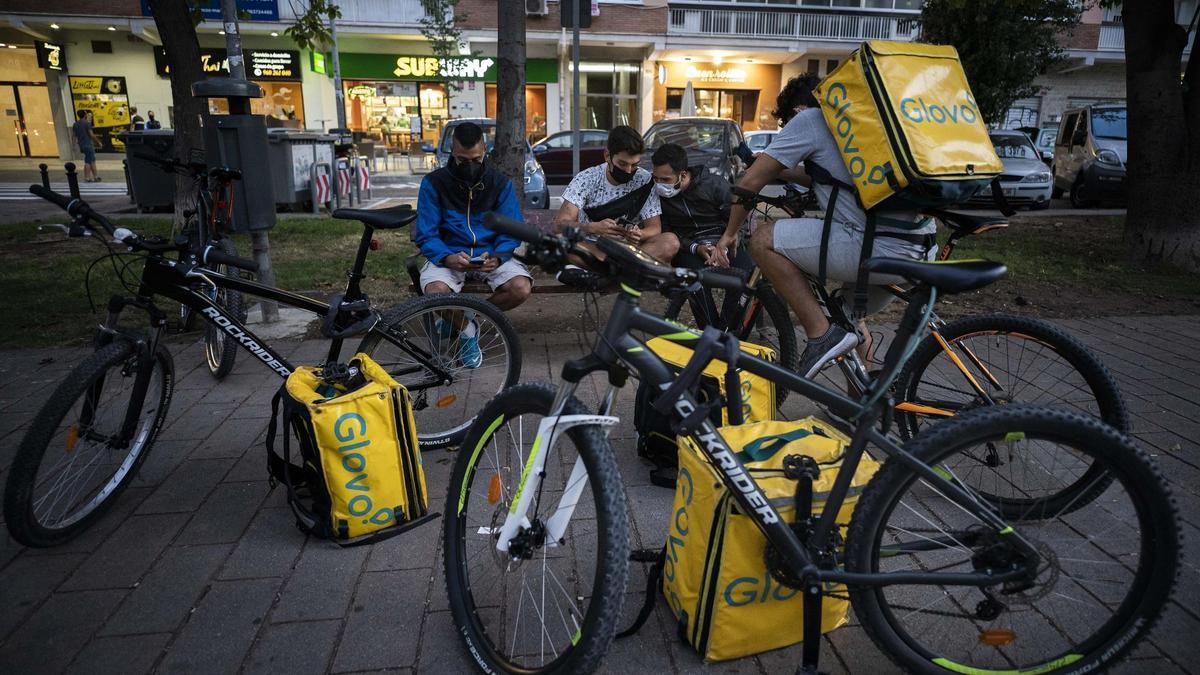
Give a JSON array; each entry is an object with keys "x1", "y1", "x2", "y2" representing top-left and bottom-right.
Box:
[
  {"x1": 531, "y1": 129, "x2": 607, "y2": 184},
  {"x1": 744, "y1": 130, "x2": 778, "y2": 155},
  {"x1": 435, "y1": 118, "x2": 550, "y2": 209},
  {"x1": 968, "y1": 130, "x2": 1052, "y2": 210},
  {"x1": 640, "y1": 117, "x2": 747, "y2": 183},
  {"x1": 1051, "y1": 105, "x2": 1127, "y2": 208},
  {"x1": 1017, "y1": 125, "x2": 1057, "y2": 165}
]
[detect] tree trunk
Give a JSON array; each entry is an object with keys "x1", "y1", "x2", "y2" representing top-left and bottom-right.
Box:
[
  {"x1": 1123, "y1": 0, "x2": 1200, "y2": 271},
  {"x1": 495, "y1": 0, "x2": 527, "y2": 201},
  {"x1": 147, "y1": 0, "x2": 207, "y2": 229}
]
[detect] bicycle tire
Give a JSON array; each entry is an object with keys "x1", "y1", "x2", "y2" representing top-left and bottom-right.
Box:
[
  {"x1": 4, "y1": 339, "x2": 174, "y2": 547},
  {"x1": 358, "y1": 293, "x2": 521, "y2": 449},
  {"x1": 444, "y1": 383, "x2": 628, "y2": 674},
  {"x1": 845, "y1": 405, "x2": 1178, "y2": 674},
  {"x1": 895, "y1": 313, "x2": 1126, "y2": 518},
  {"x1": 204, "y1": 238, "x2": 244, "y2": 379},
  {"x1": 662, "y1": 283, "x2": 798, "y2": 407}
]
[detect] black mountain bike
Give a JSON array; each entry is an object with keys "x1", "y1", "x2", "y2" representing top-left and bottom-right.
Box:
[
  {"x1": 442, "y1": 213, "x2": 1178, "y2": 675},
  {"x1": 139, "y1": 153, "x2": 247, "y2": 378},
  {"x1": 4, "y1": 185, "x2": 520, "y2": 548}
]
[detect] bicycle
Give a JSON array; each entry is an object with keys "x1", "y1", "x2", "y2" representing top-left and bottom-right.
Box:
[
  {"x1": 136, "y1": 153, "x2": 247, "y2": 378},
  {"x1": 727, "y1": 187, "x2": 1128, "y2": 516},
  {"x1": 4, "y1": 185, "x2": 521, "y2": 548},
  {"x1": 442, "y1": 213, "x2": 1178, "y2": 674}
]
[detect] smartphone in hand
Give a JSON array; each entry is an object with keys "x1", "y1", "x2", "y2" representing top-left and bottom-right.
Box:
[{"x1": 468, "y1": 255, "x2": 487, "y2": 267}]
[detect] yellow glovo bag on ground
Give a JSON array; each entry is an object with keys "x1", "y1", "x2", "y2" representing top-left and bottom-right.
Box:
[
  {"x1": 643, "y1": 335, "x2": 777, "y2": 426},
  {"x1": 663, "y1": 418, "x2": 880, "y2": 662},
  {"x1": 266, "y1": 353, "x2": 435, "y2": 546},
  {"x1": 814, "y1": 41, "x2": 1004, "y2": 211}
]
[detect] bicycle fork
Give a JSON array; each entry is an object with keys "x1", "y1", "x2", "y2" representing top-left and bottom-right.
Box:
[{"x1": 493, "y1": 382, "x2": 619, "y2": 554}]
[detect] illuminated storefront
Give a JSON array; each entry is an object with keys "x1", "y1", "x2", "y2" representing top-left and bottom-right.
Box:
[
  {"x1": 337, "y1": 53, "x2": 558, "y2": 146},
  {"x1": 1, "y1": 47, "x2": 60, "y2": 157},
  {"x1": 653, "y1": 60, "x2": 782, "y2": 131},
  {"x1": 154, "y1": 47, "x2": 305, "y2": 126}
]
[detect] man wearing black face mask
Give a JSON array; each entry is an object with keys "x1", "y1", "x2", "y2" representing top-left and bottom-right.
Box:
[
  {"x1": 555, "y1": 125, "x2": 679, "y2": 286},
  {"x1": 415, "y1": 122, "x2": 532, "y2": 320}
]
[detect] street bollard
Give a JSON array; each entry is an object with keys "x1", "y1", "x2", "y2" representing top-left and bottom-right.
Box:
[
  {"x1": 310, "y1": 161, "x2": 333, "y2": 215},
  {"x1": 357, "y1": 157, "x2": 371, "y2": 201},
  {"x1": 38, "y1": 163, "x2": 50, "y2": 190},
  {"x1": 64, "y1": 162, "x2": 80, "y2": 198}
]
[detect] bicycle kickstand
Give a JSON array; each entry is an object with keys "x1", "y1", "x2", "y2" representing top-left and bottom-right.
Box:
[{"x1": 797, "y1": 582, "x2": 827, "y2": 675}]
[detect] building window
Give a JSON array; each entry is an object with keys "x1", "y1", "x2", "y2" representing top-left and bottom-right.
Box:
[
  {"x1": 825, "y1": 59, "x2": 839, "y2": 74},
  {"x1": 806, "y1": 59, "x2": 820, "y2": 75},
  {"x1": 571, "y1": 62, "x2": 640, "y2": 130},
  {"x1": 485, "y1": 84, "x2": 549, "y2": 142}
]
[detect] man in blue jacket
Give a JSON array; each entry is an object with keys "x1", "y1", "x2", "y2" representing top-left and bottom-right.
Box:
[{"x1": 414, "y1": 122, "x2": 532, "y2": 366}]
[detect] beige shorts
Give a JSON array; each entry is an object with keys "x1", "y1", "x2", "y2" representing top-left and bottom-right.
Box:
[{"x1": 419, "y1": 258, "x2": 532, "y2": 293}]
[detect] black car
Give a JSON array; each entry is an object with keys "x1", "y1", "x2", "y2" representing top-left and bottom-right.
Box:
[
  {"x1": 641, "y1": 117, "x2": 747, "y2": 182},
  {"x1": 531, "y1": 129, "x2": 608, "y2": 184}
]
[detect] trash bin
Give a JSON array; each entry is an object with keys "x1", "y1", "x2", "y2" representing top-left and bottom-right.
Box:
[
  {"x1": 193, "y1": 78, "x2": 277, "y2": 233},
  {"x1": 266, "y1": 129, "x2": 337, "y2": 209},
  {"x1": 120, "y1": 129, "x2": 177, "y2": 211}
]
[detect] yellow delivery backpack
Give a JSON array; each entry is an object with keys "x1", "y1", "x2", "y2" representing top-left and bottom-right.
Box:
[
  {"x1": 266, "y1": 353, "x2": 435, "y2": 546},
  {"x1": 662, "y1": 418, "x2": 880, "y2": 662},
  {"x1": 814, "y1": 41, "x2": 1004, "y2": 211}
]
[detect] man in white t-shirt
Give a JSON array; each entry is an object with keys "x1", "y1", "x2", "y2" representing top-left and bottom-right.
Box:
[{"x1": 555, "y1": 125, "x2": 679, "y2": 286}]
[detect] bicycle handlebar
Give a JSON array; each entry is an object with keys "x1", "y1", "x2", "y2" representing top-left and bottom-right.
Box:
[
  {"x1": 202, "y1": 245, "x2": 260, "y2": 273},
  {"x1": 29, "y1": 184, "x2": 119, "y2": 238},
  {"x1": 484, "y1": 212, "x2": 746, "y2": 294}
]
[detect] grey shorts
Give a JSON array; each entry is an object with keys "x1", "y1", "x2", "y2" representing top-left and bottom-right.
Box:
[
  {"x1": 419, "y1": 258, "x2": 532, "y2": 294},
  {"x1": 772, "y1": 217, "x2": 937, "y2": 316}
]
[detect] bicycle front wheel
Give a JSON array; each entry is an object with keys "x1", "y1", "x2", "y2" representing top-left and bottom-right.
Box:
[
  {"x1": 358, "y1": 293, "x2": 521, "y2": 449},
  {"x1": 4, "y1": 339, "x2": 174, "y2": 547},
  {"x1": 444, "y1": 383, "x2": 629, "y2": 674},
  {"x1": 895, "y1": 314, "x2": 1127, "y2": 518},
  {"x1": 846, "y1": 406, "x2": 1179, "y2": 674}
]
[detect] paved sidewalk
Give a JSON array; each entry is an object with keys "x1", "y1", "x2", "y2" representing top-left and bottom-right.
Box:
[{"x1": 0, "y1": 316, "x2": 1197, "y2": 674}]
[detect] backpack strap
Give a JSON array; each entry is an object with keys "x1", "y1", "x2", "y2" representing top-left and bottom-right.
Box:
[
  {"x1": 583, "y1": 181, "x2": 654, "y2": 223},
  {"x1": 616, "y1": 546, "x2": 667, "y2": 639},
  {"x1": 803, "y1": 160, "x2": 857, "y2": 290},
  {"x1": 851, "y1": 211, "x2": 878, "y2": 320}
]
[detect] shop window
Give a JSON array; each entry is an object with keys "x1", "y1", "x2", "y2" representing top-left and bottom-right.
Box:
[
  {"x1": 484, "y1": 84, "x2": 549, "y2": 142},
  {"x1": 208, "y1": 81, "x2": 305, "y2": 126}
]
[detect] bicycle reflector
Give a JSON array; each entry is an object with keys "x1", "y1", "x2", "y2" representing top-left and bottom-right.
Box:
[
  {"x1": 370, "y1": 239, "x2": 380, "y2": 251},
  {"x1": 978, "y1": 629, "x2": 1016, "y2": 646},
  {"x1": 488, "y1": 474, "x2": 502, "y2": 505},
  {"x1": 437, "y1": 394, "x2": 457, "y2": 408},
  {"x1": 65, "y1": 424, "x2": 79, "y2": 451}
]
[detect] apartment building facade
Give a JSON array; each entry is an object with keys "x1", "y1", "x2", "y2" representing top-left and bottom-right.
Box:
[{"x1": 0, "y1": 0, "x2": 1188, "y2": 159}]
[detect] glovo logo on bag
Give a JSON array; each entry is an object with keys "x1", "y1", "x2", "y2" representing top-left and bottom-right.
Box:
[
  {"x1": 723, "y1": 569, "x2": 800, "y2": 607},
  {"x1": 331, "y1": 411, "x2": 397, "y2": 528},
  {"x1": 821, "y1": 80, "x2": 899, "y2": 190},
  {"x1": 898, "y1": 92, "x2": 981, "y2": 126}
]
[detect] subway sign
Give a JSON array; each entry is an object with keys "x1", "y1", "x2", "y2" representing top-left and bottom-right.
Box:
[{"x1": 153, "y1": 47, "x2": 301, "y2": 80}]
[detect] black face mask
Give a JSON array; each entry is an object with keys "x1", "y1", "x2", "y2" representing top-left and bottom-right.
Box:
[
  {"x1": 608, "y1": 161, "x2": 636, "y2": 185},
  {"x1": 450, "y1": 157, "x2": 485, "y2": 184}
]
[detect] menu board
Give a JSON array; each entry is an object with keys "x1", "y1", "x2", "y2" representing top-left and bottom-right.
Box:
[{"x1": 69, "y1": 76, "x2": 131, "y2": 153}]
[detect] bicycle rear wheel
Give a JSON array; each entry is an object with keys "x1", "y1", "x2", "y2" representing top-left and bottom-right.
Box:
[
  {"x1": 4, "y1": 340, "x2": 174, "y2": 547},
  {"x1": 203, "y1": 238, "x2": 244, "y2": 379},
  {"x1": 846, "y1": 406, "x2": 1178, "y2": 674},
  {"x1": 895, "y1": 314, "x2": 1127, "y2": 518},
  {"x1": 358, "y1": 293, "x2": 521, "y2": 449},
  {"x1": 444, "y1": 384, "x2": 628, "y2": 674}
]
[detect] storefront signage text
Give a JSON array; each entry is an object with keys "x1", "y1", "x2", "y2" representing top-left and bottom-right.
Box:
[
  {"x1": 36, "y1": 41, "x2": 65, "y2": 71},
  {"x1": 154, "y1": 47, "x2": 300, "y2": 81},
  {"x1": 311, "y1": 51, "x2": 328, "y2": 75},
  {"x1": 685, "y1": 65, "x2": 748, "y2": 84},
  {"x1": 140, "y1": 0, "x2": 278, "y2": 21},
  {"x1": 392, "y1": 56, "x2": 495, "y2": 80}
]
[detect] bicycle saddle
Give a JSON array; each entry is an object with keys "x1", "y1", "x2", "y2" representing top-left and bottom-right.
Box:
[
  {"x1": 930, "y1": 209, "x2": 1008, "y2": 236},
  {"x1": 332, "y1": 205, "x2": 417, "y2": 229},
  {"x1": 863, "y1": 257, "x2": 1007, "y2": 294},
  {"x1": 209, "y1": 166, "x2": 242, "y2": 181}
]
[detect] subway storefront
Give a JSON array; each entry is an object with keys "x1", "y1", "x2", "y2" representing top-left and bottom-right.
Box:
[
  {"x1": 336, "y1": 54, "x2": 558, "y2": 147},
  {"x1": 153, "y1": 47, "x2": 305, "y2": 126}
]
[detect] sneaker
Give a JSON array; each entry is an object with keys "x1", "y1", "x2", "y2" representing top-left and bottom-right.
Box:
[
  {"x1": 458, "y1": 321, "x2": 483, "y2": 369},
  {"x1": 556, "y1": 264, "x2": 602, "y2": 290},
  {"x1": 431, "y1": 317, "x2": 455, "y2": 358},
  {"x1": 798, "y1": 325, "x2": 859, "y2": 379}
]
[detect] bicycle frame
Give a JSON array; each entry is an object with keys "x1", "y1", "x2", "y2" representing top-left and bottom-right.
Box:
[{"x1": 497, "y1": 285, "x2": 1038, "y2": 592}]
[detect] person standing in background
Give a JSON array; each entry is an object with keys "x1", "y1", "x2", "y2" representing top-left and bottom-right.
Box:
[
  {"x1": 145, "y1": 111, "x2": 162, "y2": 130},
  {"x1": 72, "y1": 110, "x2": 101, "y2": 183},
  {"x1": 130, "y1": 107, "x2": 145, "y2": 131}
]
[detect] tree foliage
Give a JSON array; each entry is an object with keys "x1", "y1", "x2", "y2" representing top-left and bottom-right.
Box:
[
  {"x1": 419, "y1": 0, "x2": 471, "y2": 94},
  {"x1": 283, "y1": 0, "x2": 343, "y2": 50},
  {"x1": 919, "y1": 0, "x2": 1081, "y2": 124}
]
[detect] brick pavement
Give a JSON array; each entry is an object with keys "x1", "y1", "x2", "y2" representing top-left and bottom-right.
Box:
[{"x1": 0, "y1": 316, "x2": 1198, "y2": 674}]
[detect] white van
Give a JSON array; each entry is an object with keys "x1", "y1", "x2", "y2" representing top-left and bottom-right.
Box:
[{"x1": 1051, "y1": 105, "x2": 1127, "y2": 208}]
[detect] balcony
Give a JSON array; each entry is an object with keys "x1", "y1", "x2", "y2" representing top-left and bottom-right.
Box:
[
  {"x1": 668, "y1": 6, "x2": 919, "y2": 42},
  {"x1": 278, "y1": 0, "x2": 431, "y2": 27},
  {"x1": 1098, "y1": 24, "x2": 1123, "y2": 51}
]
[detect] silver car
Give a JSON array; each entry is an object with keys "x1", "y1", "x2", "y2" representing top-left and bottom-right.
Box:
[
  {"x1": 969, "y1": 130, "x2": 1053, "y2": 210},
  {"x1": 434, "y1": 117, "x2": 551, "y2": 209}
]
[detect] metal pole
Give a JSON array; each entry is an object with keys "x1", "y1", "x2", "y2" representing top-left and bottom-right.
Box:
[
  {"x1": 571, "y1": 0, "x2": 581, "y2": 175},
  {"x1": 332, "y1": 18, "x2": 346, "y2": 131},
  {"x1": 220, "y1": 0, "x2": 278, "y2": 321}
]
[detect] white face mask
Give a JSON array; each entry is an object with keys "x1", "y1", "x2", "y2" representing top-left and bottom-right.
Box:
[{"x1": 654, "y1": 179, "x2": 682, "y2": 199}]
